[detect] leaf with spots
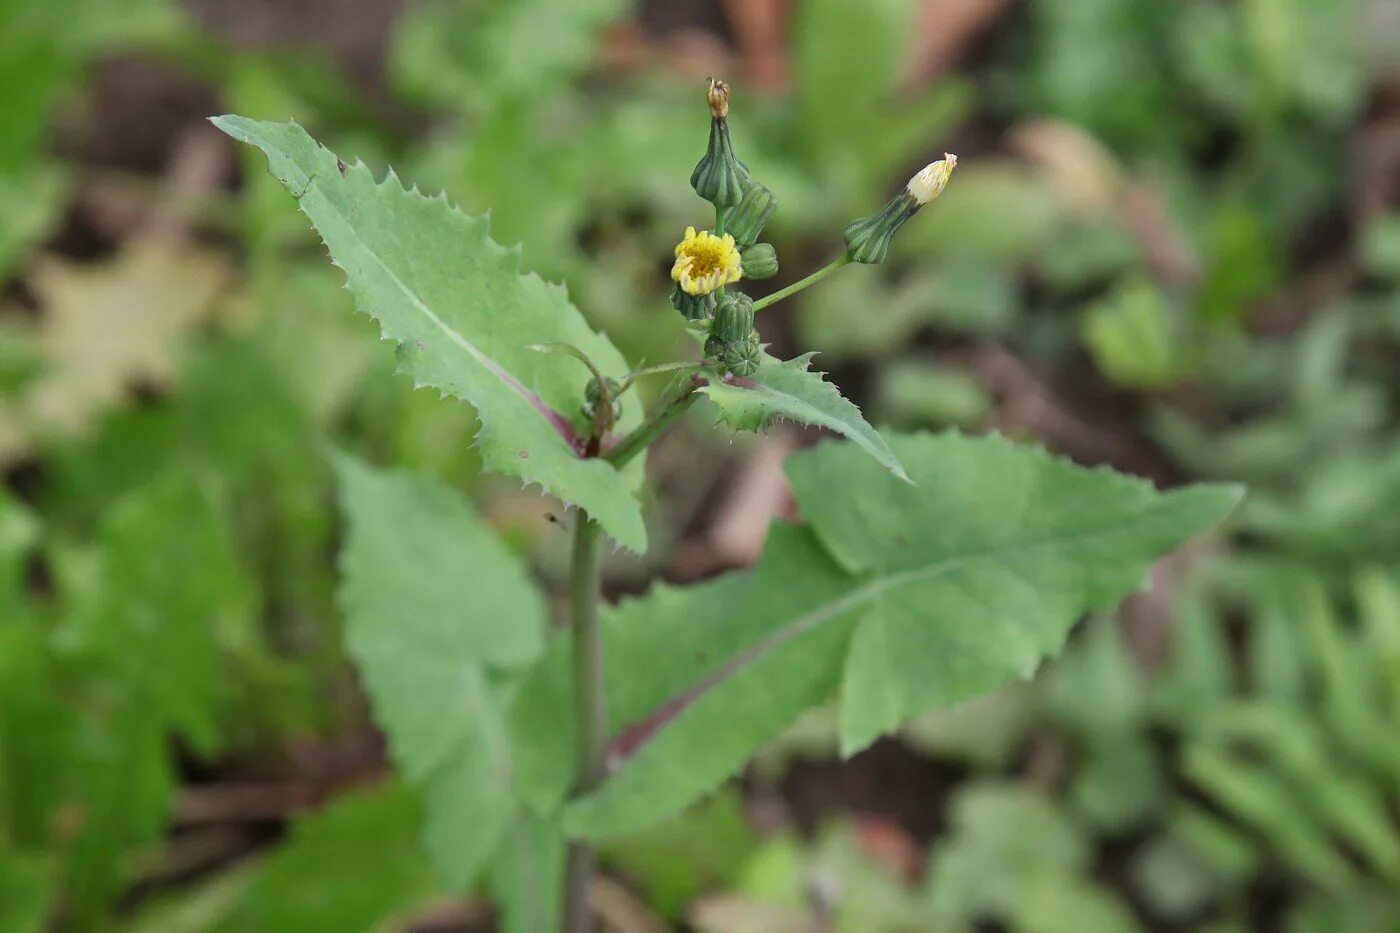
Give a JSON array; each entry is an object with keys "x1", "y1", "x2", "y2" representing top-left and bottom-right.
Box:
[{"x1": 212, "y1": 116, "x2": 647, "y2": 550}]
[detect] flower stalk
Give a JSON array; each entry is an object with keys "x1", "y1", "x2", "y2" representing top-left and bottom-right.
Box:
[{"x1": 751, "y1": 254, "x2": 852, "y2": 312}]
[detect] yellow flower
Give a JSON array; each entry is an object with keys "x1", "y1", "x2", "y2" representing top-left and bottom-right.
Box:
[{"x1": 671, "y1": 226, "x2": 742, "y2": 296}]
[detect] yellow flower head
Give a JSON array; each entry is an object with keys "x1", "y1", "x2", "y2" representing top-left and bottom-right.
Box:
[{"x1": 671, "y1": 226, "x2": 742, "y2": 296}]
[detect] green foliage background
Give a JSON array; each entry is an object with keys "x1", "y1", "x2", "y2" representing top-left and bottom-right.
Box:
[{"x1": 0, "y1": 0, "x2": 1396, "y2": 930}]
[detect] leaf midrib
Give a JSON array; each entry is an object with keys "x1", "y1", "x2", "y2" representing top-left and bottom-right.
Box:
[
  {"x1": 226, "y1": 114, "x2": 580, "y2": 449},
  {"x1": 601, "y1": 494, "x2": 1168, "y2": 765}
]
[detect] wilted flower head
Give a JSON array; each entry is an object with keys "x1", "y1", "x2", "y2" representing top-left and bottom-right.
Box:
[
  {"x1": 672, "y1": 226, "x2": 742, "y2": 296},
  {"x1": 707, "y1": 77, "x2": 730, "y2": 120}
]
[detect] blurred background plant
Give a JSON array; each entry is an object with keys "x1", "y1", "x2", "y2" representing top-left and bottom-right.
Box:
[{"x1": 0, "y1": 0, "x2": 1398, "y2": 929}]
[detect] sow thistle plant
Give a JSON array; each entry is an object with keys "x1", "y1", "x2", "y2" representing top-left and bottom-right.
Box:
[{"x1": 214, "y1": 80, "x2": 1241, "y2": 932}]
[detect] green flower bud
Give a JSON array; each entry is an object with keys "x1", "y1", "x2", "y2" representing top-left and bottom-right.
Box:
[
  {"x1": 843, "y1": 154, "x2": 957, "y2": 264},
  {"x1": 690, "y1": 79, "x2": 752, "y2": 208},
  {"x1": 671, "y1": 285, "x2": 717, "y2": 321},
  {"x1": 713, "y1": 292, "x2": 755, "y2": 344},
  {"x1": 740, "y1": 243, "x2": 778, "y2": 280},
  {"x1": 704, "y1": 332, "x2": 725, "y2": 362},
  {"x1": 582, "y1": 376, "x2": 622, "y2": 425},
  {"x1": 724, "y1": 184, "x2": 777, "y2": 247},
  {"x1": 719, "y1": 335, "x2": 763, "y2": 377}
]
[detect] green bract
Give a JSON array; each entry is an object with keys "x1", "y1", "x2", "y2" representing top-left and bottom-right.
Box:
[
  {"x1": 690, "y1": 111, "x2": 751, "y2": 209},
  {"x1": 713, "y1": 292, "x2": 755, "y2": 344},
  {"x1": 724, "y1": 184, "x2": 777, "y2": 247},
  {"x1": 740, "y1": 242, "x2": 779, "y2": 279},
  {"x1": 669, "y1": 285, "x2": 716, "y2": 321},
  {"x1": 844, "y1": 190, "x2": 918, "y2": 265}
]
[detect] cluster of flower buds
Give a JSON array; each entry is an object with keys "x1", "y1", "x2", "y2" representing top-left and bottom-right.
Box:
[
  {"x1": 704, "y1": 293, "x2": 762, "y2": 377},
  {"x1": 670, "y1": 78, "x2": 778, "y2": 376},
  {"x1": 670, "y1": 79, "x2": 957, "y2": 379},
  {"x1": 843, "y1": 154, "x2": 957, "y2": 264}
]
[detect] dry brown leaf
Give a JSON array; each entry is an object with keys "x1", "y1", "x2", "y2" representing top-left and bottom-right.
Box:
[
  {"x1": 690, "y1": 894, "x2": 812, "y2": 933},
  {"x1": 1008, "y1": 119, "x2": 1126, "y2": 216},
  {"x1": 0, "y1": 240, "x2": 229, "y2": 460},
  {"x1": 904, "y1": 0, "x2": 1013, "y2": 85}
]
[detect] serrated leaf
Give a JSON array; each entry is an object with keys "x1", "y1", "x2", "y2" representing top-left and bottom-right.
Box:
[
  {"x1": 212, "y1": 116, "x2": 647, "y2": 550},
  {"x1": 335, "y1": 456, "x2": 546, "y2": 889},
  {"x1": 700, "y1": 353, "x2": 906, "y2": 480},
  {"x1": 335, "y1": 455, "x2": 546, "y2": 668},
  {"x1": 67, "y1": 478, "x2": 247, "y2": 751},
  {"x1": 512, "y1": 522, "x2": 855, "y2": 836},
  {"x1": 230, "y1": 784, "x2": 436, "y2": 932},
  {"x1": 786, "y1": 433, "x2": 1244, "y2": 754},
  {"x1": 518, "y1": 432, "x2": 1240, "y2": 838}
]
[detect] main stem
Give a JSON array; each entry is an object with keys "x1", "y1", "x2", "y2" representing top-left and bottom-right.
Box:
[
  {"x1": 561, "y1": 379, "x2": 700, "y2": 929},
  {"x1": 563, "y1": 513, "x2": 605, "y2": 933}
]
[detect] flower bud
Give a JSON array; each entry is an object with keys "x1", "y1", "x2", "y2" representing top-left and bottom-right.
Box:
[
  {"x1": 724, "y1": 184, "x2": 777, "y2": 247},
  {"x1": 739, "y1": 243, "x2": 778, "y2": 280},
  {"x1": 907, "y1": 154, "x2": 957, "y2": 206},
  {"x1": 582, "y1": 376, "x2": 622, "y2": 426},
  {"x1": 690, "y1": 78, "x2": 752, "y2": 208},
  {"x1": 713, "y1": 292, "x2": 756, "y2": 344},
  {"x1": 671, "y1": 286, "x2": 717, "y2": 321},
  {"x1": 843, "y1": 153, "x2": 957, "y2": 264},
  {"x1": 719, "y1": 335, "x2": 763, "y2": 377}
]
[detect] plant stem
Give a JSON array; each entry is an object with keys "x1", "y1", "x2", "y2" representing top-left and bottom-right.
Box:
[
  {"x1": 561, "y1": 380, "x2": 700, "y2": 927},
  {"x1": 751, "y1": 253, "x2": 852, "y2": 312},
  {"x1": 562, "y1": 512, "x2": 605, "y2": 933},
  {"x1": 604, "y1": 381, "x2": 701, "y2": 469}
]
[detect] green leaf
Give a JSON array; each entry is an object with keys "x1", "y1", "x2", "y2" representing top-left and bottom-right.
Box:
[
  {"x1": 926, "y1": 784, "x2": 1088, "y2": 925},
  {"x1": 66, "y1": 478, "x2": 248, "y2": 751},
  {"x1": 0, "y1": 854, "x2": 54, "y2": 933},
  {"x1": 487, "y1": 810, "x2": 565, "y2": 933},
  {"x1": 785, "y1": 433, "x2": 1244, "y2": 755},
  {"x1": 792, "y1": 0, "x2": 913, "y2": 163},
  {"x1": 599, "y1": 791, "x2": 759, "y2": 919},
  {"x1": 335, "y1": 456, "x2": 545, "y2": 889},
  {"x1": 211, "y1": 117, "x2": 647, "y2": 550},
  {"x1": 523, "y1": 432, "x2": 1240, "y2": 838},
  {"x1": 335, "y1": 454, "x2": 546, "y2": 667},
  {"x1": 700, "y1": 353, "x2": 906, "y2": 480},
  {"x1": 1082, "y1": 278, "x2": 1189, "y2": 389},
  {"x1": 391, "y1": 0, "x2": 625, "y2": 110},
  {"x1": 232, "y1": 784, "x2": 437, "y2": 932},
  {"x1": 1182, "y1": 742, "x2": 1357, "y2": 891},
  {"x1": 517, "y1": 522, "x2": 856, "y2": 836}
]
